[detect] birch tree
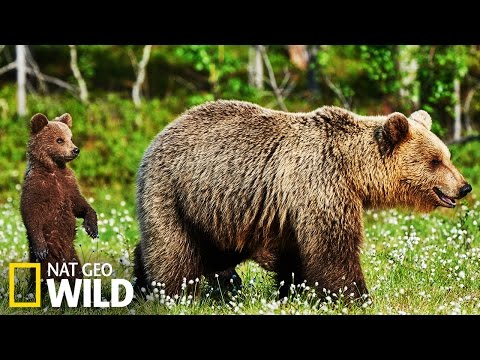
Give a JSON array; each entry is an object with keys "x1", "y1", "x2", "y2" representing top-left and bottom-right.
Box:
[
  {"x1": 452, "y1": 47, "x2": 468, "y2": 141},
  {"x1": 463, "y1": 83, "x2": 479, "y2": 133},
  {"x1": 453, "y1": 78, "x2": 462, "y2": 141},
  {"x1": 16, "y1": 45, "x2": 26, "y2": 116},
  {"x1": 248, "y1": 46, "x2": 263, "y2": 89},
  {"x1": 69, "y1": 45, "x2": 89, "y2": 103},
  {"x1": 131, "y1": 45, "x2": 152, "y2": 107},
  {"x1": 398, "y1": 45, "x2": 419, "y2": 108}
]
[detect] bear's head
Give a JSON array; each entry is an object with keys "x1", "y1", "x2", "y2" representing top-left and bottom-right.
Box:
[
  {"x1": 28, "y1": 113, "x2": 80, "y2": 169},
  {"x1": 376, "y1": 110, "x2": 472, "y2": 212}
]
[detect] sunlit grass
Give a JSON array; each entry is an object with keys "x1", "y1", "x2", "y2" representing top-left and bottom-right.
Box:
[{"x1": 1, "y1": 188, "x2": 480, "y2": 315}]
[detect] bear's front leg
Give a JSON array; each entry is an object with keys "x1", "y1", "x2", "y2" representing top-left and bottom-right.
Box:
[
  {"x1": 31, "y1": 238, "x2": 49, "y2": 261},
  {"x1": 82, "y1": 208, "x2": 98, "y2": 239},
  {"x1": 302, "y1": 250, "x2": 368, "y2": 302},
  {"x1": 72, "y1": 193, "x2": 98, "y2": 239},
  {"x1": 297, "y1": 204, "x2": 369, "y2": 303}
]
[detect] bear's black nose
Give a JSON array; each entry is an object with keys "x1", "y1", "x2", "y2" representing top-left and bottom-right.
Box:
[
  {"x1": 73, "y1": 147, "x2": 80, "y2": 155},
  {"x1": 459, "y1": 183, "x2": 472, "y2": 198}
]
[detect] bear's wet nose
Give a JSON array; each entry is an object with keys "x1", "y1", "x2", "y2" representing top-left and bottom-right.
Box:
[
  {"x1": 73, "y1": 147, "x2": 80, "y2": 156},
  {"x1": 459, "y1": 183, "x2": 472, "y2": 198}
]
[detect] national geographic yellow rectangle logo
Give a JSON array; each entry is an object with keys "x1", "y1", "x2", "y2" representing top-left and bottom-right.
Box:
[{"x1": 9, "y1": 263, "x2": 41, "y2": 308}]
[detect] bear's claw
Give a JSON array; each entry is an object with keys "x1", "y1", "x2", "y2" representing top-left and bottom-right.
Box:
[
  {"x1": 83, "y1": 222, "x2": 99, "y2": 239},
  {"x1": 34, "y1": 247, "x2": 48, "y2": 261}
]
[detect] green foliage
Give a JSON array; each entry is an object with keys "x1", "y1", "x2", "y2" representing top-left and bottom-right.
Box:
[
  {"x1": 316, "y1": 46, "x2": 361, "y2": 107},
  {"x1": 173, "y1": 45, "x2": 254, "y2": 98},
  {"x1": 1, "y1": 44, "x2": 478, "y2": 138},
  {"x1": 76, "y1": 45, "x2": 109, "y2": 80},
  {"x1": 417, "y1": 46, "x2": 468, "y2": 133},
  {"x1": 316, "y1": 46, "x2": 403, "y2": 111},
  {"x1": 430, "y1": 121, "x2": 447, "y2": 138},
  {"x1": 359, "y1": 45, "x2": 400, "y2": 95},
  {"x1": 186, "y1": 93, "x2": 215, "y2": 107},
  {"x1": 450, "y1": 140, "x2": 480, "y2": 188}
]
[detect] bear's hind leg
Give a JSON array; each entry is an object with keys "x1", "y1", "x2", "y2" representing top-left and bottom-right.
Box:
[
  {"x1": 133, "y1": 243, "x2": 148, "y2": 294},
  {"x1": 142, "y1": 221, "x2": 204, "y2": 297}
]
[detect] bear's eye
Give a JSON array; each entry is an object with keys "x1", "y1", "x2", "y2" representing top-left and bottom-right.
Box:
[
  {"x1": 56, "y1": 138, "x2": 64, "y2": 144},
  {"x1": 431, "y1": 158, "x2": 442, "y2": 166}
]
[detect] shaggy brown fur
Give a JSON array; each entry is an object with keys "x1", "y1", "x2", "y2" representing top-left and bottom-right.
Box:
[
  {"x1": 134, "y1": 100, "x2": 471, "y2": 299},
  {"x1": 20, "y1": 113, "x2": 98, "y2": 291}
]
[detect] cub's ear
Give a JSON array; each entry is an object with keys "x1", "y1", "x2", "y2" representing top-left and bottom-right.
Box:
[
  {"x1": 56, "y1": 113, "x2": 72, "y2": 128},
  {"x1": 409, "y1": 110, "x2": 432, "y2": 130},
  {"x1": 30, "y1": 113, "x2": 49, "y2": 134},
  {"x1": 375, "y1": 112, "x2": 410, "y2": 156}
]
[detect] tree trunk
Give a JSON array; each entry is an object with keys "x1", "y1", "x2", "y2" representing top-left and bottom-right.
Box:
[
  {"x1": 453, "y1": 78, "x2": 462, "y2": 141},
  {"x1": 248, "y1": 46, "x2": 263, "y2": 89},
  {"x1": 463, "y1": 84, "x2": 479, "y2": 133},
  {"x1": 398, "y1": 45, "x2": 419, "y2": 108},
  {"x1": 307, "y1": 45, "x2": 319, "y2": 93},
  {"x1": 248, "y1": 46, "x2": 254, "y2": 86},
  {"x1": 259, "y1": 45, "x2": 287, "y2": 111},
  {"x1": 69, "y1": 45, "x2": 89, "y2": 103},
  {"x1": 16, "y1": 45, "x2": 26, "y2": 116},
  {"x1": 132, "y1": 45, "x2": 152, "y2": 108}
]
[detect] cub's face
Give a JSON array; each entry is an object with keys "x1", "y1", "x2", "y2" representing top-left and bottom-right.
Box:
[
  {"x1": 29, "y1": 113, "x2": 80, "y2": 167},
  {"x1": 380, "y1": 110, "x2": 472, "y2": 212}
]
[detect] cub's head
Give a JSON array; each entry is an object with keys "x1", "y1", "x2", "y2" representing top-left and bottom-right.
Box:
[
  {"x1": 376, "y1": 110, "x2": 472, "y2": 212},
  {"x1": 28, "y1": 113, "x2": 80, "y2": 168}
]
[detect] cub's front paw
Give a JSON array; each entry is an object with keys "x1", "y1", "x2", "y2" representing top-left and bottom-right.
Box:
[
  {"x1": 83, "y1": 220, "x2": 98, "y2": 239},
  {"x1": 33, "y1": 244, "x2": 48, "y2": 261}
]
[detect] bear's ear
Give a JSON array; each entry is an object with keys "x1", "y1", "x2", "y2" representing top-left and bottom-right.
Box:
[
  {"x1": 409, "y1": 110, "x2": 432, "y2": 130},
  {"x1": 56, "y1": 113, "x2": 72, "y2": 128},
  {"x1": 30, "y1": 113, "x2": 49, "y2": 134},
  {"x1": 375, "y1": 112, "x2": 410, "y2": 156}
]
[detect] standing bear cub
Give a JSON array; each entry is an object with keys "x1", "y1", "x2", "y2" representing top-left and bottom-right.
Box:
[
  {"x1": 21, "y1": 113, "x2": 98, "y2": 290},
  {"x1": 134, "y1": 100, "x2": 472, "y2": 299}
]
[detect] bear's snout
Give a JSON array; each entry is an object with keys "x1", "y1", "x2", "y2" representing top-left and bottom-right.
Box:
[
  {"x1": 458, "y1": 183, "x2": 472, "y2": 198},
  {"x1": 72, "y1": 147, "x2": 80, "y2": 156}
]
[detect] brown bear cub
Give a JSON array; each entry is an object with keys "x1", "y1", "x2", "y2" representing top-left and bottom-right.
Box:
[
  {"x1": 135, "y1": 100, "x2": 472, "y2": 300},
  {"x1": 20, "y1": 113, "x2": 98, "y2": 292}
]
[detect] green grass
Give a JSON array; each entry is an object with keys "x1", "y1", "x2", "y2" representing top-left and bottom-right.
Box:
[{"x1": 1, "y1": 186, "x2": 480, "y2": 315}]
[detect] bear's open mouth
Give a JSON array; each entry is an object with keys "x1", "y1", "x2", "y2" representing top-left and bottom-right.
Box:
[
  {"x1": 64, "y1": 154, "x2": 78, "y2": 161},
  {"x1": 433, "y1": 187, "x2": 456, "y2": 208}
]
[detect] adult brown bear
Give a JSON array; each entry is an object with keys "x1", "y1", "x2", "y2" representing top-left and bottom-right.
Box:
[{"x1": 134, "y1": 100, "x2": 471, "y2": 299}]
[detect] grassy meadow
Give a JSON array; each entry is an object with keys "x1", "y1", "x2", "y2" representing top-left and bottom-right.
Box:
[{"x1": 1, "y1": 90, "x2": 480, "y2": 315}]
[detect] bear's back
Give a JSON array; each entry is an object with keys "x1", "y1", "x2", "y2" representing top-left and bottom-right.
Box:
[
  {"x1": 170, "y1": 99, "x2": 294, "y2": 138},
  {"x1": 142, "y1": 100, "x2": 300, "y2": 169}
]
